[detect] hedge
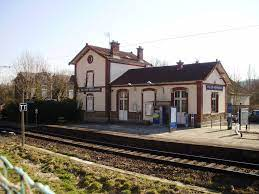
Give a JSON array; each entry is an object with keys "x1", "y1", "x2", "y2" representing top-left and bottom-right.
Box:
[{"x1": 1, "y1": 99, "x2": 82, "y2": 123}]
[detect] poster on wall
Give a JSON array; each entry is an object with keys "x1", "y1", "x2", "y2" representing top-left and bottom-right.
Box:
[
  {"x1": 170, "y1": 107, "x2": 177, "y2": 130},
  {"x1": 145, "y1": 103, "x2": 153, "y2": 116}
]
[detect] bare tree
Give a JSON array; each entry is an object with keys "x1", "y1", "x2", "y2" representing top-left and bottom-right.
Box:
[
  {"x1": 13, "y1": 51, "x2": 49, "y2": 101},
  {"x1": 150, "y1": 58, "x2": 169, "y2": 67},
  {"x1": 229, "y1": 67, "x2": 242, "y2": 107},
  {"x1": 0, "y1": 83, "x2": 14, "y2": 104}
]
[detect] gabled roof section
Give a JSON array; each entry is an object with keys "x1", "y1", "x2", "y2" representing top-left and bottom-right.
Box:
[
  {"x1": 69, "y1": 44, "x2": 150, "y2": 67},
  {"x1": 112, "y1": 61, "x2": 225, "y2": 86}
]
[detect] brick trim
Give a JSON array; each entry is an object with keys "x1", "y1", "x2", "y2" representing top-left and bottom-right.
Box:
[
  {"x1": 112, "y1": 82, "x2": 198, "y2": 87},
  {"x1": 196, "y1": 81, "x2": 203, "y2": 127},
  {"x1": 105, "y1": 59, "x2": 111, "y2": 121}
]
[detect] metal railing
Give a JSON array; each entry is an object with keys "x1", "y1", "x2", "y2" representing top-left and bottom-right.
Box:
[{"x1": 0, "y1": 156, "x2": 55, "y2": 194}]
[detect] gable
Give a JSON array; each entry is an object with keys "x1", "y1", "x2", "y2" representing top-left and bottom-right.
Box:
[
  {"x1": 76, "y1": 49, "x2": 106, "y2": 87},
  {"x1": 204, "y1": 68, "x2": 225, "y2": 85}
]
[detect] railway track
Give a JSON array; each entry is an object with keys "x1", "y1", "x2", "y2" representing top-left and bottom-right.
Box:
[{"x1": 1, "y1": 127, "x2": 259, "y2": 179}]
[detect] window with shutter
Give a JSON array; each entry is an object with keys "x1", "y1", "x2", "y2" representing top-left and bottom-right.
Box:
[{"x1": 211, "y1": 92, "x2": 219, "y2": 113}]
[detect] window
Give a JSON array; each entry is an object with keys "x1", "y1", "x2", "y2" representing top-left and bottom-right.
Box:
[
  {"x1": 41, "y1": 85, "x2": 48, "y2": 99},
  {"x1": 68, "y1": 89, "x2": 74, "y2": 99},
  {"x1": 86, "y1": 71, "x2": 94, "y2": 88},
  {"x1": 211, "y1": 92, "x2": 219, "y2": 113},
  {"x1": 173, "y1": 90, "x2": 188, "y2": 113},
  {"x1": 86, "y1": 94, "x2": 94, "y2": 112}
]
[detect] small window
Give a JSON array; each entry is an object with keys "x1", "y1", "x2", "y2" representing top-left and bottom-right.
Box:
[
  {"x1": 41, "y1": 85, "x2": 48, "y2": 99},
  {"x1": 86, "y1": 71, "x2": 94, "y2": 88},
  {"x1": 86, "y1": 94, "x2": 94, "y2": 112},
  {"x1": 68, "y1": 89, "x2": 74, "y2": 99},
  {"x1": 211, "y1": 92, "x2": 219, "y2": 113}
]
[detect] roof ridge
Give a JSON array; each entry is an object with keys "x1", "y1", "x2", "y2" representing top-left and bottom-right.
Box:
[
  {"x1": 127, "y1": 61, "x2": 217, "y2": 70},
  {"x1": 111, "y1": 61, "x2": 219, "y2": 85}
]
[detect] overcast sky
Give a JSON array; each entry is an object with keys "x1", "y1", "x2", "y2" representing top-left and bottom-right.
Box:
[{"x1": 1, "y1": 0, "x2": 259, "y2": 82}]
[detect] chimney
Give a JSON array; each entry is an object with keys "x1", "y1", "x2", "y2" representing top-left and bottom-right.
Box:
[
  {"x1": 110, "y1": 41, "x2": 120, "y2": 55},
  {"x1": 137, "y1": 46, "x2": 143, "y2": 61},
  {"x1": 176, "y1": 60, "x2": 184, "y2": 70}
]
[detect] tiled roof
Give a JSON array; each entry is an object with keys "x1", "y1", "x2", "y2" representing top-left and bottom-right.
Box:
[
  {"x1": 69, "y1": 44, "x2": 150, "y2": 67},
  {"x1": 111, "y1": 61, "x2": 218, "y2": 85}
]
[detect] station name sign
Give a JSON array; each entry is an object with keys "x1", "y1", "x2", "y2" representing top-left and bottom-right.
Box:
[
  {"x1": 79, "y1": 87, "x2": 102, "y2": 92},
  {"x1": 206, "y1": 84, "x2": 223, "y2": 91}
]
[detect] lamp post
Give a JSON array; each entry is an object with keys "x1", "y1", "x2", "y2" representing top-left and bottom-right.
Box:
[
  {"x1": 35, "y1": 108, "x2": 38, "y2": 128},
  {"x1": 21, "y1": 91, "x2": 25, "y2": 147}
]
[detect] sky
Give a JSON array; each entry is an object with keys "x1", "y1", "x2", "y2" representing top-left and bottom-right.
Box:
[{"x1": 1, "y1": 0, "x2": 259, "y2": 82}]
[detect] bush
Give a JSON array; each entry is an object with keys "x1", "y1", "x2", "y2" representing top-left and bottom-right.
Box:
[
  {"x1": 145, "y1": 189, "x2": 158, "y2": 194},
  {"x1": 1, "y1": 101, "x2": 19, "y2": 121},
  {"x1": 88, "y1": 181, "x2": 102, "y2": 191},
  {"x1": 2, "y1": 99, "x2": 81, "y2": 123}
]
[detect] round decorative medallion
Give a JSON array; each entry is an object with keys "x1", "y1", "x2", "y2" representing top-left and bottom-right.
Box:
[{"x1": 87, "y1": 55, "x2": 93, "y2": 64}]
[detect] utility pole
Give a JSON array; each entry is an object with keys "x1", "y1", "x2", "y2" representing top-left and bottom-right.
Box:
[{"x1": 21, "y1": 91, "x2": 25, "y2": 147}]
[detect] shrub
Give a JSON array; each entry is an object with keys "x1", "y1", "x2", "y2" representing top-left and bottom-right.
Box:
[
  {"x1": 1, "y1": 101, "x2": 19, "y2": 121},
  {"x1": 121, "y1": 189, "x2": 132, "y2": 194},
  {"x1": 88, "y1": 181, "x2": 102, "y2": 191},
  {"x1": 2, "y1": 99, "x2": 81, "y2": 123},
  {"x1": 145, "y1": 189, "x2": 158, "y2": 194}
]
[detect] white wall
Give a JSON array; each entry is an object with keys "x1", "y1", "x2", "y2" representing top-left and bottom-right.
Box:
[
  {"x1": 76, "y1": 49, "x2": 106, "y2": 111},
  {"x1": 203, "y1": 69, "x2": 226, "y2": 114},
  {"x1": 204, "y1": 69, "x2": 225, "y2": 85},
  {"x1": 76, "y1": 49, "x2": 106, "y2": 87},
  {"x1": 111, "y1": 83, "x2": 197, "y2": 115},
  {"x1": 230, "y1": 95, "x2": 250, "y2": 106},
  {"x1": 110, "y1": 62, "x2": 143, "y2": 82}
]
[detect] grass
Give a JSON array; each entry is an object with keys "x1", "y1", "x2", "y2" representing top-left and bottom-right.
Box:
[{"x1": 0, "y1": 139, "x2": 197, "y2": 194}]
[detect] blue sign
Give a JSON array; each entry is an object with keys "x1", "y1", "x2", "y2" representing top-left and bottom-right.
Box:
[
  {"x1": 206, "y1": 84, "x2": 223, "y2": 91},
  {"x1": 227, "y1": 103, "x2": 233, "y2": 113},
  {"x1": 170, "y1": 107, "x2": 177, "y2": 130}
]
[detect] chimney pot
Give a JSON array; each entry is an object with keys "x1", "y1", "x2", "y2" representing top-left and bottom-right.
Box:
[
  {"x1": 176, "y1": 60, "x2": 184, "y2": 70},
  {"x1": 110, "y1": 40, "x2": 120, "y2": 55},
  {"x1": 137, "y1": 46, "x2": 143, "y2": 61}
]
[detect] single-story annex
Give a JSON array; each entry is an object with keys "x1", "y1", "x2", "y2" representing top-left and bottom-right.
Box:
[{"x1": 69, "y1": 41, "x2": 231, "y2": 127}]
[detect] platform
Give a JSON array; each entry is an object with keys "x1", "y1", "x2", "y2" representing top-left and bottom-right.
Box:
[{"x1": 52, "y1": 123, "x2": 259, "y2": 151}]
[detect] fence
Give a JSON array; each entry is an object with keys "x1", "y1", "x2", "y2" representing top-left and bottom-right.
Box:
[
  {"x1": 202, "y1": 113, "x2": 227, "y2": 129},
  {"x1": 0, "y1": 156, "x2": 55, "y2": 194}
]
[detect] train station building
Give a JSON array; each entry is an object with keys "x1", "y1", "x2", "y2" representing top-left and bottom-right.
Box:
[{"x1": 69, "y1": 41, "x2": 231, "y2": 127}]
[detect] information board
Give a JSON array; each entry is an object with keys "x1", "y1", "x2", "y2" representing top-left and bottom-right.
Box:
[
  {"x1": 19, "y1": 103, "x2": 27, "y2": 112},
  {"x1": 170, "y1": 107, "x2": 177, "y2": 130},
  {"x1": 240, "y1": 108, "x2": 249, "y2": 126},
  {"x1": 206, "y1": 84, "x2": 223, "y2": 91}
]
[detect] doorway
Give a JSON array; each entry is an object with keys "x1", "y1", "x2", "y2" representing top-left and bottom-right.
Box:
[
  {"x1": 173, "y1": 90, "x2": 188, "y2": 124},
  {"x1": 118, "y1": 90, "x2": 128, "y2": 120}
]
